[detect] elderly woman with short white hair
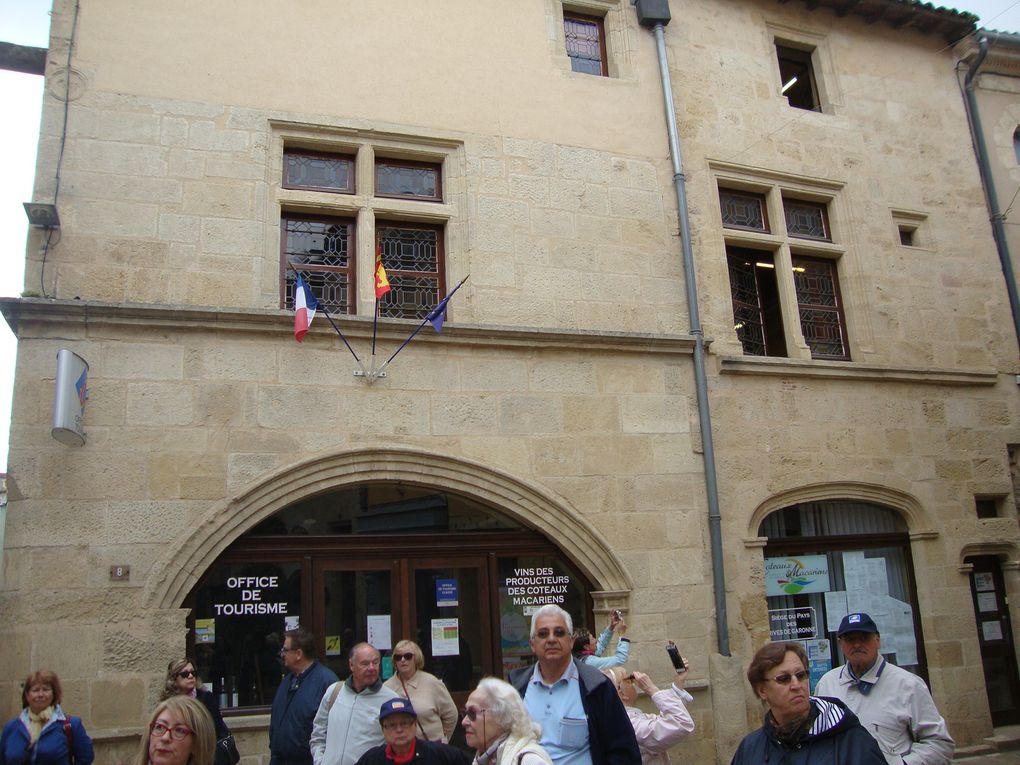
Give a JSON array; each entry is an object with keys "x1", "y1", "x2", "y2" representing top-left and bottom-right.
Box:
[
  {"x1": 461, "y1": 678, "x2": 552, "y2": 765},
  {"x1": 602, "y1": 667, "x2": 694, "y2": 765},
  {"x1": 384, "y1": 640, "x2": 458, "y2": 742}
]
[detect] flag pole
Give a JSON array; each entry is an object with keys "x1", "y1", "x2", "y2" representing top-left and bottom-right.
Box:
[
  {"x1": 376, "y1": 275, "x2": 469, "y2": 376},
  {"x1": 287, "y1": 264, "x2": 365, "y2": 372}
]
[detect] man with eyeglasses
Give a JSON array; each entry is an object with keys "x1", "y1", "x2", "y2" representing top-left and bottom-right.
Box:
[
  {"x1": 508, "y1": 604, "x2": 640, "y2": 765},
  {"x1": 815, "y1": 613, "x2": 954, "y2": 764},
  {"x1": 354, "y1": 698, "x2": 470, "y2": 765},
  {"x1": 270, "y1": 629, "x2": 340, "y2": 765},
  {"x1": 311, "y1": 642, "x2": 400, "y2": 765}
]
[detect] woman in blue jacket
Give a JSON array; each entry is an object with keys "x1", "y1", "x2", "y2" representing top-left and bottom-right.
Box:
[{"x1": 0, "y1": 670, "x2": 94, "y2": 765}]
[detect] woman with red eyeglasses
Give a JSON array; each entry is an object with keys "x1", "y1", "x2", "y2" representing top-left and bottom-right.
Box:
[
  {"x1": 384, "y1": 641, "x2": 458, "y2": 743},
  {"x1": 160, "y1": 659, "x2": 235, "y2": 765},
  {"x1": 131, "y1": 696, "x2": 215, "y2": 765}
]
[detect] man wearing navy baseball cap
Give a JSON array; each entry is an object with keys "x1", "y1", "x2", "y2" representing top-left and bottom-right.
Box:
[
  {"x1": 354, "y1": 698, "x2": 469, "y2": 765},
  {"x1": 815, "y1": 613, "x2": 954, "y2": 764}
]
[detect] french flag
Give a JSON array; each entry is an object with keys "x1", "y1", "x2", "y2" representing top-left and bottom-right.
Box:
[{"x1": 293, "y1": 275, "x2": 317, "y2": 342}]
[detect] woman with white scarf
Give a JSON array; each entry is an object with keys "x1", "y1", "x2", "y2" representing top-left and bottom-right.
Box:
[
  {"x1": 461, "y1": 678, "x2": 552, "y2": 765},
  {"x1": 0, "y1": 669, "x2": 94, "y2": 765}
]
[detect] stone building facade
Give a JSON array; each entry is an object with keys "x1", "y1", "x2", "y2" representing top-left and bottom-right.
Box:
[{"x1": 2, "y1": 0, "x2": 1019, "y2": 762}]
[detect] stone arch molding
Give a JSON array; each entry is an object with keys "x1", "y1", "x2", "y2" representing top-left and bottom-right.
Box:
[
  {"x1": 145, "y1": 447, "x2": 633, "y2": 610},
  {"x1": 746, "y1": 481, "x2": 937, "y2": 539}
]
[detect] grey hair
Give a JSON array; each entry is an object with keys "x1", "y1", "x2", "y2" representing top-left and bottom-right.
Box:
[
  {"x1": 529, "y1": 605, "x2": 573, "y2": 637},
  {"x1": 475, "y1": 677, "x2": 541, "y2": 740}
]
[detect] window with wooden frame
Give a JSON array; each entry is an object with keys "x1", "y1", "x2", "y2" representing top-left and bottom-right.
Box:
[
  {"x1": 377, "y1": 223, "x2": 445, "y2": 320},
  {"x1": 564, "y1": 12, "x2": 607, "y2": 76},
  {"x1": 720, "y1": 189, "x2": 770, "y2": 233},
  {"x1": 283, "y1": 149, "x2": 355, "y2": 194},
  {"x1": 727, "y1": 248, "x2": 787, "y2": 358},
  {"x1": 281, "y1": 214, "x2": 355, "y2": 314},
  {"x1": 792, "y1": 256, "x2": 848, "y2": 360},
  {"x1": 375, "y1": 158, "x2": 442, "y2": 202},
  {"x1": 776, "y1": 44, "x2": 819, "y2": 112}
]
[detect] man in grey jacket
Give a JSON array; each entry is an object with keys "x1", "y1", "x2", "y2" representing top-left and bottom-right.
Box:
[
  {"x1": 311, "y1": 643, "x2": 399, "y2": 765},
  {"x1": 815, "y1": 613, "x2": 954, "y2": 765}
]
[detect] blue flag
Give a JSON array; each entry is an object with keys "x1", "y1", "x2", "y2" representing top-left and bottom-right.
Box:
[{"x1": 426, "y1": 293, "x2": 453, "y2": 333}]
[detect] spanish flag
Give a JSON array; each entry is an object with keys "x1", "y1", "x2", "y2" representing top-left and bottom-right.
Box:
[{"x1": 375, "y1": 245, "x2": 391, "y2": 299}]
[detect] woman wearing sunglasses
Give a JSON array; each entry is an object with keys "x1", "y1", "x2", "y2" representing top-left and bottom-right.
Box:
[
  {"x1": 729, "y1": 642, "x2": 885, "y2": 764},
  {"x1": 131, "y1": 696, "x2": 215, "y2": 765},
  {"x1": 461, "y1": 678, "x2": 552, "y2": 765},
  {"x1": 383, "y1": 641, "x2": 458, "y2": 742},
  {"x1": 159, "y1": 659, "x2": 234, "y2": 765}
]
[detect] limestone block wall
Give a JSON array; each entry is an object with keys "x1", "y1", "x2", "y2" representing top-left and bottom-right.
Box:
[
  {"x1": 0, "y1": 307, "x2": 713, "y2": 741},
  {"x1": 712, "y1": 366, "x2": 1020, "y2": 744}
]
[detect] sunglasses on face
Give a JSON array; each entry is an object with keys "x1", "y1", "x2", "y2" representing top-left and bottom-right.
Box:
[
  {"x1": 176, "y1": 670, "x2": 196, "y2": 679},
  {"x1": 765, "y1": 670, "x2": 809, "y2": 685},
  {"x1": 393, "y1": 653, "x2": 414, "y2": 662},
  {"x1": 460, "y1": 706, "x2": 487, "y2": 721},
  {"x1": 534, "y1": 628, "x2": 569, "y2": 639},
  {"x1": 150, "y1": 722, "x2": 193, "y2": 740}
]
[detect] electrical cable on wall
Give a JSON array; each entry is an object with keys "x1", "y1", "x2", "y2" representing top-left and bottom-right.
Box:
[{"x1": 40, "y1": 0, "x2": 80, "y2": 299}]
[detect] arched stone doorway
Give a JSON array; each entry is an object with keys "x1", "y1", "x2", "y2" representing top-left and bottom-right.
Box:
[{"x1": 143, "y1": 447, "x2": 632, "y2": 713}]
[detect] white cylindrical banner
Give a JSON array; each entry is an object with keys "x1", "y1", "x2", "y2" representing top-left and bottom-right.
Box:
[{"x1": 51, "y1": 349, "x2": 88, "y2": 446}]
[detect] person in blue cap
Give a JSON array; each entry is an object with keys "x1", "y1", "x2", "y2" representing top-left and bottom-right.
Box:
[
  {"x1": 353, "y1": 698, "x2": 469, "y2": 765},
  {"x1": 815, "y1": 612, "x2": 954, "y2": 764}
]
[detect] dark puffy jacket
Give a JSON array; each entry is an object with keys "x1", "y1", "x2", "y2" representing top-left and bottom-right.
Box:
[
  {"x1": 729, "y1": 696, "x2": 887, "y2": 765},
  {"x1": 355, "y1": 738, "x2": 472, "y2": 765},
  {"x1": 509, "y1": 659, "x2": 640, "y2": 765},
  {"x1": 270, "y1": 661, "x2": 340, "y2": 765},
  {"x1": 0, "y1": 708, "x2": 94, "y2": 765}
]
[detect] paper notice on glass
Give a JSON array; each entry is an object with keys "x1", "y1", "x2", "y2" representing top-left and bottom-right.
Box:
[
  {"x1": 974, "y1": 572, "x2": 995, "y2": 592},
  {"x1": 978, "y1": 592, "x2": 998, "y2": 613},
  {"x1": 368, "y1": 615, "x2": 392, "y2": 650},
  {"x1": 285, "y1": 615, "x2": 300, "y2": 631},
  {"x1": 842, "y1": 551, "x2": 867, "y2": 593},
  {"x1": 824, "y1": 591, "x2": 849, "y2": 632},
  {"x1": 876, "y1": 594, "x2": 916, "y2": 666},
  {"x1": 432, "y1": 618, "x2": 460, "y2": 656},
  {"x1": 983, "y1": 620, "x2": 1004, "y2": 641},
  {"x1": 866, "y1": 558, "x2": 890, "y2": 597}
]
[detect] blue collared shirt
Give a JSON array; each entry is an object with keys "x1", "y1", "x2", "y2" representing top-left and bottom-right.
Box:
[{"x1": 522, "y1": 662, "x2": 592, "y2": 765}]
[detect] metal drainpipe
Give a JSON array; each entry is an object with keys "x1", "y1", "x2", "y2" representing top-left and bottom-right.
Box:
[
  {"x1": 647, "y1": 20, "x2": 731, "y2": 656},
  {"x1": 963, "y1": 34, "x2": 1020, "y2": 357}
]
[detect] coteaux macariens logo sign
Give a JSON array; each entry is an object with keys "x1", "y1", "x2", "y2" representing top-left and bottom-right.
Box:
[{"x1": 765, "y1": 555, "x2": 830, "y2": 596}]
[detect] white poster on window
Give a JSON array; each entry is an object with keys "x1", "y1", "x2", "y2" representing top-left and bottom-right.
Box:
[
  {"x1": 432, "y1": 618, "x2": 460, "y2": 656},
  {"x1": 824, "y1": 591, "x2": 849, "y2": 632},
  {"x1": 978, "y1": 592, "x2": 998, "y2": 613},
  {"x1": 367, "y1": 615, "x2": 392, "y2": 650},
  {"x1": 983, "y1": 620, "x2": 1004, "y2": 641}
]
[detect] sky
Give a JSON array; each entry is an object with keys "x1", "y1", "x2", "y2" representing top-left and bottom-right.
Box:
[{"x1": 1, "y1": 0, "x2": 1020, "y2": 471}]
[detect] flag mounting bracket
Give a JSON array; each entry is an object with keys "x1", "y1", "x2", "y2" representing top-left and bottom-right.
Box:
[{"x1": 353, "y1": 370, "x2": 387, "y2": 379}]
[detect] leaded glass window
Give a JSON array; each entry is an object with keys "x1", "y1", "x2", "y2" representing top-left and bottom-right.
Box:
[
  {"x1": 784, "y1": 199, "x2": 830, "y2": 241},
  {"x1": 377, "y1": 225, "x2": 444, "y2": 320},
  {"x1": 282, "y1": 215, "x2": 354, "y2": 314},
  {"x1": 793, "y1": 256, "x2": 848, "y2": 359},
  {"x1": 727, "y1": 248, "x2": 786, "y2": 357},
  {"x1": 564, "y1": 13, "x2": 607, "y2": 76},
  {"x1": 375, "y1": 160, "x2": 442, "y2": 201},
  {"x1": 284, "y1": 149, "x2": 354, "y2": 193},
  {"x1": 720, "y1": 190, "x2": 770, "y2": 233}
]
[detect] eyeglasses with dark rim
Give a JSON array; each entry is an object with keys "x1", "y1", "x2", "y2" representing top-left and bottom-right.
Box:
[
  {"x1": 764, "y1": 670, "x2": 809, "y2": 685},
  {"x1": 279, "y1": 646, "x2": 298, "y2": 656},
  {"x1": 534, "y1": 627, "x2": 569, "y2": 639},
  {"x1": 176, "y1": 670, "x2": 197, "y2": 679},
  {"x1": 150, "y1": 722, "x2": 194, "y2": 740},
  {"x1": 393, "y1": 653, "x2": 414, "y2": 662},
  {"x1": 460, "y1": 706, "x2": 487, "y2": 721}
]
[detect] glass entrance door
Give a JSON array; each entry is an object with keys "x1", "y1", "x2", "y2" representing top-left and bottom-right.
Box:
[
  {"x1": 313, "y1": 561, "x2": 398, "y2": 680},
  {"x1": 968, "y1": 555, "x2": 1020, "y2": 726}
]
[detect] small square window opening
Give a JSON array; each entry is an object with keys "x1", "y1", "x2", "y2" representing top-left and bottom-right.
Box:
[
  {"x1": 898, "y1": 226, "x2": 916, "y2": 247},
  {"x1": 975, "y1": 497, "x2": 1001, "y2": 519}
]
